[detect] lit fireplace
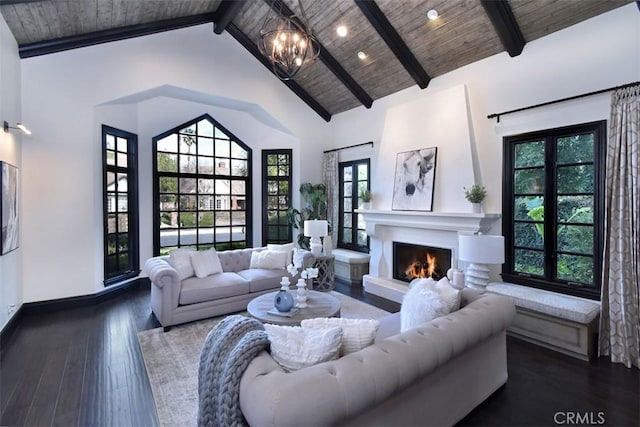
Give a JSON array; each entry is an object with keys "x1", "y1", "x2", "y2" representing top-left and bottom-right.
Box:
[{"x1": 393, "y1": 242, "x2": 452, "y2": 283}]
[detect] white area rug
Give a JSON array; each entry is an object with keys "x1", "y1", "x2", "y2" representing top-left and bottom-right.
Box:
[{"x1": 137, "y1": 292, "x2": 390, "y2": 426}]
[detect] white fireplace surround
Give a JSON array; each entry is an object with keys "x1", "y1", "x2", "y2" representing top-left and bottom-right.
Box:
[{"x1": 359, "y1": 210, "x2": 501, "y2": 303}]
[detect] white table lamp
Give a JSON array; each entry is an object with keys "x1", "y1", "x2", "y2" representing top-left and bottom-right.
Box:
[
  {"x1": 304, "y1": 219, "x2": 328, "y2": 256},
  {"x1": 458, "y1": 233, "x2": 505, "y2": 293}
]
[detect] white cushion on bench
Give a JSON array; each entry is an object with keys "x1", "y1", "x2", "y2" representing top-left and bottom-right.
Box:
[
  {"x1": 332, "y1": 249, "x2": 370, "y2": 264},
  {"x1": 487, "y1": 283, "x2": 600, "y2": 324}
]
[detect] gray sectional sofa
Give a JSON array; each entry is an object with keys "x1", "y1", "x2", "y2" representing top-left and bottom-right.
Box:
[
  {"x1": 239, "y1": 289, "x2": 516, "y2": 426},
  {"x1": 143, "y1": 247, "x2": 313, "y2": 330}
]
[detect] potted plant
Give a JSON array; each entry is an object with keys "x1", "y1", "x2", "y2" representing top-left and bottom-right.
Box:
[
  {"x1": 286, "y1": 183, "x2": 328, "y2": 249},
  {"x1": 359, "y1": 188, "x2": 372, "y2": 210},
  {"x1": 463, "y1": 184, "x2": 487, "y2": 213}
]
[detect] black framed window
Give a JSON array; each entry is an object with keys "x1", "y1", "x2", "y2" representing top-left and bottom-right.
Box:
[
  {"x1": 339, "y1": 159, "x2": 370, "y2": 252},
  {"x1": 502, "y1": 121, "x2": 606, "y2": 299},
  {"x1": 102, "y1": 125, "x2": 139, "y2": 285},
  {"x1": 262, "y1": 150, "x2": 292, "y2": 245},
  {"x1": 153, "y1": 114, "x2": 252, "y2": 255}
]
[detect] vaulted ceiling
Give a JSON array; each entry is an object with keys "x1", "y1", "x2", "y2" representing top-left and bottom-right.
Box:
[{"x1": 0, "y1": 0, "x2": 632, "y2": 121}]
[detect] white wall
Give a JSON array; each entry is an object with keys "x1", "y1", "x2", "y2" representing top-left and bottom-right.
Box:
[
  {"x1": 0, "y1": 13, "x2": 22, "y2": 330},
  {"x1": 21, "y1": 24, "x2": 330, "y2": 302},
  {"x1": 331, "y1": 4, "x2": 639, "y2": 216},
  {"x1": 17, "y1": 3, "x2": 639, "y2": 302},
  {"x1": 329, "y1": 4, "x2": 638, "y2": 282}
]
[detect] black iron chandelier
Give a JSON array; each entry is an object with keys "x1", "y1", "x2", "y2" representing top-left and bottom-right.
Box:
[{"x1": 258, "y1": 0, "x2": 320, "y2": 80}]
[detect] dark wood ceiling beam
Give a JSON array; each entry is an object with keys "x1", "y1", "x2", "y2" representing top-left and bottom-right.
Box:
[
  {"x1": 18, "y1": 13, "x2": 216, "y2": 58},
  {"x1": 0, "y1": 0, "x2": 45, "y2": 5},
  {"x1": 480, "y1": 0, "x2": 526, "y2": 57},
  {"x1": 265, "y1": 0, "x2": 373, "y2": 109},
  {"x1": 226, "y1": 23, "x2": 332, "y2": 122},
  {"x1": 354, "y1": 0, "x2": 430, "y2": 89},
  {"x1": 213, "y1": 0, "x2": 248, "y2": 35}
]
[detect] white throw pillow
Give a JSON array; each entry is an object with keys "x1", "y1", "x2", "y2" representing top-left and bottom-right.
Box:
[
  {"x1": 434, "y1": 276, "x2": 462, "y2": 313},
  {"x1": 400, "y1": 277, "x2": 460, "y2": 332},
  {"x1": 301, "y1": 317, "x2": 380, "y2": 356},
  {"x1": 189, "y1": 248, "x2": 223, "y2": 278},
  {"x1": 267, "y1": 242, "x2": 295, "y2": 266},
  {"x1": 249, "y1": 250, "x2": 288, "y2": 270},
  {"x1": 168, "y1": 248, "x2": 196, "y2": 280},
  {"x1": 292, "y1": 247, "x2": 306, "y2": 268},
  {"x1": 264, "y1": 324, "x2": 343, "y2": 372}
]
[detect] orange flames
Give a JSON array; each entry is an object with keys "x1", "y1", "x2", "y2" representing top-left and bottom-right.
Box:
[{"x1": 405, "y1": 252, "x2": 438, "y2": 279}]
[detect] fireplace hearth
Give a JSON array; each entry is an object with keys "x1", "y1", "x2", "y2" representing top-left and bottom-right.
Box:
[{"x1": 393, "y1": 242, "x2": 452, "y2": 283}]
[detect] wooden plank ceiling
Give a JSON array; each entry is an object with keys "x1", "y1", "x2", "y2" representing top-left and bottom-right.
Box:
[{"x1": 0, "y1": 0, "x2": 632, "y2": 121}]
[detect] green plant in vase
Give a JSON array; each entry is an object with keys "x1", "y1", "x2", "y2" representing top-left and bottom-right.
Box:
[
  {"x1": 464, "y1": 184, "x2": 487, "y2": 212},
  {"x1": 286, "y1": 183, "x2": 328, "y2": 249},
  {"x1": 359, "y1": 188, "x2": 372, "y2": 209}
]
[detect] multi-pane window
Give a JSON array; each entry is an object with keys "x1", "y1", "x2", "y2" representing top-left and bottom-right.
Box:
[
  {"x1": 262, "y1": 150, "x2": 292, "y2": 245},
  {"x1": 502, "y1": 121, "x2": 605, "y2": 299},
  {"x1": 339, "y1": 159, "x2": 370, "y2": 253},
  {"x1": 102, "y1": 125, "x2": 139, "y2": 285},
  {"x1": 153, "y1": 114, "x2": 251, "y2": 255}
]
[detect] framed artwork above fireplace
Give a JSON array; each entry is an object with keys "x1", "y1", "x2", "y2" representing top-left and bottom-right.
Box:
[{"x1": 392, "y1": 147, "x2": 437, "y2": 211}]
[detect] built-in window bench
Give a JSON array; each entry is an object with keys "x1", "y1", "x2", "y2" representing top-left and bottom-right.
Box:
[
  {"x1": 486, "y1": 283, "x2": 600, "y2": 361},
  {"x1": 332, "y1": 249, "x2": 370, "y2": 287}
]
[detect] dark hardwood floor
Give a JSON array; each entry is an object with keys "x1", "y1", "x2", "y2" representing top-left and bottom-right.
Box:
[{"x1": 1, "y1": 282, "x2": 638, "y2": 426}]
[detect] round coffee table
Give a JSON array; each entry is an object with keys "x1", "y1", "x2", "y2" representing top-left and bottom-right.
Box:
[{"x1": 247, "y1": 290, "x2": 341, "y2": 326}]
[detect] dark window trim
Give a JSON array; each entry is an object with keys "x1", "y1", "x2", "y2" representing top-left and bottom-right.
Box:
[
  {"x1": 338, "y1": 158, "x2": 370, "y2": 253},
  {"x1": 262, "y1": 149, "x2": 293, "y2": 245},
  {"x1": 502, "y1": 120, "x2": 606, "y2": 300},
  {"x1": 102, "y1": 125, "x2": 140, "y2": 286},
  {"x1": 152, "y1": 113, "x2": 252, "y2": 255}
]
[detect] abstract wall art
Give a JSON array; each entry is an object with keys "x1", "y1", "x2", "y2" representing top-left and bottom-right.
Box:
[{"x1": 1, "y1": 161, "x2": 19, "y2": 255}]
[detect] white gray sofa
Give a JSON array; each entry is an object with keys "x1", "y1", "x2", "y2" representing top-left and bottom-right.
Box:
[
  {"x1": 143, "y1": 247, "x2": 313, "y2": 330},
  {"x1": 239, "y1": 289, "x2": 516, "y2": 426}
]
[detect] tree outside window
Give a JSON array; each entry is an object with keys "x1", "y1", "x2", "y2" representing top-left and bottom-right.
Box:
[{"x1": 502, "y1": 121, "x2": 605, "y2": 299}]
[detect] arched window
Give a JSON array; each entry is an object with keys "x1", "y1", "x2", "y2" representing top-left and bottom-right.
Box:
[{"x1": 153, "y1": 114, "x2": 252, "y2": 255}]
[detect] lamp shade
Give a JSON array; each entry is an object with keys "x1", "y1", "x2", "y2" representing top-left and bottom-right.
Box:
[
  {"x1": 458, "y1": 234, "x2": 505, "y2": 265},
  {"x1": 304, "y1": 220, "x2": 328, "y2": 238}
]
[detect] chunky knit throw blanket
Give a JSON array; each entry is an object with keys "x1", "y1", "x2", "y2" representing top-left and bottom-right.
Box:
[{"x1": 198, "y1": 315, "x2": 269, "y2": 427}]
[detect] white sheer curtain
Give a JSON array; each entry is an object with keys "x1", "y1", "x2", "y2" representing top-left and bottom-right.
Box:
[
  {"x1": 322, "y1": 152, "x2": 339, "y2": 248},
  {"x1": 599, "y1": 84, "x2": 640, "y2": 369}
]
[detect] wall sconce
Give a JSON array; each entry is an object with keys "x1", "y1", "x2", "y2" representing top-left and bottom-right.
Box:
[{"x1": 3, "y1": 121, "x2": 31, "y2": 135}]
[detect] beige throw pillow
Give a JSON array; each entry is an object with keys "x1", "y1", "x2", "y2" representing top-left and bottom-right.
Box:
[
  {"x1": 249, "y1": 250, "x2": 288, "y2": 269},
  {"x1": 264, "y1": 324, "x2": 343, "y2": 372},
  {"x1": 301, "y1": 317, "x2": 380, "y2": 356},
  {"x1": 168, "y1": 248, "x2": 196, "y2": 280},
  {"x1": 267, "y1": 242, "x2": 295, "y2": 266},
  {"x1": 190, "y1": 248, "x2": 223, "y2": 278}
]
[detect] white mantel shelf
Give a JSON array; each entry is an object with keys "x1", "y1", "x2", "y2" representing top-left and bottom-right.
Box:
[
  {"x1": 356, "y1": 209, "x2": 501, "y2": 235},
  {"x1": 358, "y1": 210, "x2": 502, "y2": 303}
]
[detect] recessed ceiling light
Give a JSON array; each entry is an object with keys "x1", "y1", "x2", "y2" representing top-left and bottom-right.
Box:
[
  {"x1": 336, "y1": 25, "x2": 348, "y2": 37},
  {"x1": 426, "y1": 9, "x2": 438, "y2": 20},
  {"x1": 357, "y1": 51, "x2": 367, "y2": 60}
]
